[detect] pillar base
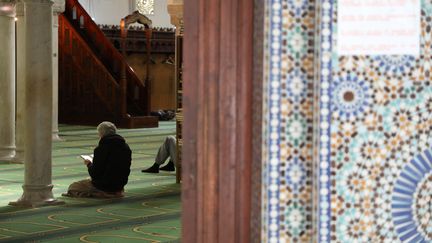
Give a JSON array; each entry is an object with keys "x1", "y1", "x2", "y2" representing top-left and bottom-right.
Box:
[
  {"x1": 9, "y1": 198, "x2": 64, "y2": 208},
  {"x1": 0, "y1": 146, "x2": 16, "y2": 162},
  {"x1": 0, "y1": 154, "x2": 15, "y2": 162},
  {"x1": 12, "y1": 150, "x2": 24, "y2": 164},
  {"x1": 9, "y1": 184, "x2": 64, "y2": 208},
  {"x1": 0, "y1": 155, "x2": 15, "y2": 162},
  {"x1": 52, "y1": 133, "x2": 64, "y2": 142}
]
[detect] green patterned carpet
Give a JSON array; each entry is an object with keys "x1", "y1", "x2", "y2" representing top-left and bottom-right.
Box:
[{"x1": 0, "y1": 122, "x2": 181, "y2": 243}]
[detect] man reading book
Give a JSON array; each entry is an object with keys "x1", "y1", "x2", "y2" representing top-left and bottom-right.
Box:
[{"x1": 64, "y1": 121, "x2": 132, "y2": 198}]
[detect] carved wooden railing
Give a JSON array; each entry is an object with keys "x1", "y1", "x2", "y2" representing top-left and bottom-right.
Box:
[
  {"x1": 59, "y1": 14, "x2": 123, "y2": 124},
  {"x1": 63, "y1": 0, "x2": 149, "y2": 116},
  {"x1": 58, "y1": 0, "x2": 159, "y2": 127},
  {"x1": 100, "y1": 25, "x2": 175, "y2": 54}
]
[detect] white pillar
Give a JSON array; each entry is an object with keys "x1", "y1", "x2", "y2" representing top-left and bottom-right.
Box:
[
  {"x1": 129, "y1": 0, "x2": 136, "y2": 13},
  {"x1": 52, "y1": 0, "x2": 64, "y2": 141},
  {"x1": 0, "y1": 1, "x2": 16, "y2": 162},
  {"x1": 14, "y1": 2, "x2": 25, "y2": 163},
  {"x1": 10, "y1": 0, "x2": 63, "y2": 207}
]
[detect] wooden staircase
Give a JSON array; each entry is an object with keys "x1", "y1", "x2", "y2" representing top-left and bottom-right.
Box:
[{"x1": 58, "y1": 0, "x2": 158, "y2": 128}]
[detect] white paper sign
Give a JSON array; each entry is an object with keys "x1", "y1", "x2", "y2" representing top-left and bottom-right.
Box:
[{"x1": 337, "y1": 0, "x2": 420, "y2": 56}]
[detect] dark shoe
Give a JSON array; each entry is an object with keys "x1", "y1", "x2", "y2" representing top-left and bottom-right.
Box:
[
  {"x1": 141, "y1": 163, "x2": 160, "y2": 173},
  {"x1": 159, "y1": 160, "x2": 175, "y2": 171}
]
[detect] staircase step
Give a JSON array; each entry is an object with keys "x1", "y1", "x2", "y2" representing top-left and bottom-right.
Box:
[{"x1": 120, "y1": 116, "x2": 159, "y2": 128}]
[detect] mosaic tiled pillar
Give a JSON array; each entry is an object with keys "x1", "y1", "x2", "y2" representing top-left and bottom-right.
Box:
[
  {"x1": 315, "y1": 0, "x2": 432, "y2": 242},
  {"x1": 262, "y1": 0, "x2": 432, "y2": 242},
  {"x1": 262, "y1": 0, "x2": 315, "y2": 242}
]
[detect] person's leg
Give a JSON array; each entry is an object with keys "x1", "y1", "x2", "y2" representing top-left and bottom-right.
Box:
[
  {"x1": 63, "y1": 179, "x2": 124, "y2": 198},
  {"x1": 159, "y1": 136, "x2": 176, "y2": 171},
  {"x1": 142, "y1": 136, "x2": 177, "y2": 173},
  {"x1": 155, "y1": 136, "x2": 176, "y2": 165},
  {"x1": 63, "y1": 179, "x2": 98, "y2": 197},
  {"x1": 91, "y1": 189, "x2": 124, "y2": 198}
]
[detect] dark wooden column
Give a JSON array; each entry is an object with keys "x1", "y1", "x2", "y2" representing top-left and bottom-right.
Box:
[{"x1": 182, "y1": 0, "x2": 253, "y2": 242}]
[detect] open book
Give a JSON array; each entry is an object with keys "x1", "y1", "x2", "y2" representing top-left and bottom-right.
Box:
[{"x1": 80, "y1": 154, "x2": 94, "y2": 162}]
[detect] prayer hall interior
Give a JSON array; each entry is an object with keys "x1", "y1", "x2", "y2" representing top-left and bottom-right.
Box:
[{"x1": 0, "y1": 0, "x2": 183, "y2": 242}]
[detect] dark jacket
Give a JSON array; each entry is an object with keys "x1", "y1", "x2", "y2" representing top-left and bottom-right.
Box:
[{"x1": 88, "y1": 134, "x2": 132, "y2": 192}]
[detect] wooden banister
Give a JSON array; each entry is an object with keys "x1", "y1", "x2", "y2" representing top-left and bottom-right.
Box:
[
  {"x1": 59, "y1": 14, "x2": 123, "y2": 122},
  {"x1": 59, "y1": 0, "x2": 158, "y2": 128},
  {"x1": 64, "y1": 0, "x2": 149, "y2": 114}
]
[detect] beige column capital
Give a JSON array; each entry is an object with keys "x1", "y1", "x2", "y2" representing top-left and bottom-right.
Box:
[
  {"x1": 167, "y1": 0, "x2": 183, "y2": 35},
  {"x1": 22, "y1": 0, "x2": 53, "y2": 3},
  {"x1": 52, "y1": 0, "x2": 64, "y2": 14},
  {"x1": 0, "y1": 1, "x2": 16, "y2": 17},
  {"x1": 21, "y1": 0, "x2": 54, "y2": 10},
  {"x1": 15, "y1": 2, "x2": 23, "y2": 16}
]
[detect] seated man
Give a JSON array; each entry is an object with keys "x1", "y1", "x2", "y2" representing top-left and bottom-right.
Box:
[
  {"x1": 64, "y1": 121, "x2": 132, "y2": 198},
  {"x1": 141, "y1": 135, "x2": 176, "y2": 173}
]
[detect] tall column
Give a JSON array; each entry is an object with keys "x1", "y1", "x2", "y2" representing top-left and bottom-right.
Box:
[
  {"x1": 129, "y1": 0, "x2": 136, "y2": 13},
  {"x1": 0, "y1": 1, "x2": 16, "y2": 162},
  {"x1": 52, "y1": 0, "x2": 64, "y2": 141},
  {"x1": 14, "y1": 2, "x2": 25, "y2": 163},
  {"x1": 182, "y1": 0, "x2": 254, "y2": 241},
  {"x1": 10, "y1": 0, "x2": 63, "y2": 207},
  {"x1": 167, "y1": 0, "x2": 183, "y2": 36}
]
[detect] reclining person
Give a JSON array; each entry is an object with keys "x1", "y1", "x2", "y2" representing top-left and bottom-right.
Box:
[
  {"x1": 141, "y1": 135, "x2": 176, "y2": 173},
  {"x1": 64, "y1": 121, "x2": 132, "y2": 198}
]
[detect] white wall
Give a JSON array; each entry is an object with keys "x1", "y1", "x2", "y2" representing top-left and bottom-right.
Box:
[
  {"x1": 150, "y1": 0, "x2": 172, "y2": 28},
  {"x1": 78, "y1": 0, "x2": 173, "y2": 28}
]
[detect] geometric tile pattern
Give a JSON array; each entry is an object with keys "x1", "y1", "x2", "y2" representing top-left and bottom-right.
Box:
[
  {"x1": 262, "y1": 0, "x2": 315, "y2": 242},
  {"x1": 316, "y1": 1, "x2": 334, "y2": 242},
  {"x1": 263, "y1": 0, "x2": 432, "y2": 242},
  {"x1": 317, "y1": 0, "x2": 432, "y2": 242},
  {"x1": 278, "y1": 0, "x2": 315, "y2": 241},
  {"x1": 262, "y1": 1, "x2": 282, "y2": 241},
  {"x1": 392, "y1": 148, "x2": 432, "y2": 243}
]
